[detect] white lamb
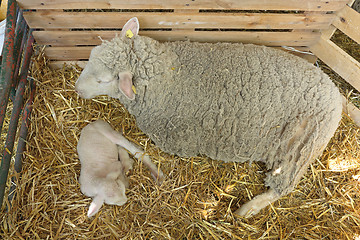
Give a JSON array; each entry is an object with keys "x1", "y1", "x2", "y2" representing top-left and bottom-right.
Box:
[{"x1": 77, "y1": 119, "x2": 163, "y2": 217}]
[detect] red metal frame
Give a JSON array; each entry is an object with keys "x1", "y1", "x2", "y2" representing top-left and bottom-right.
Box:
[{"x1": 0, "y1": 0, "x2": 35, "y2": 208}]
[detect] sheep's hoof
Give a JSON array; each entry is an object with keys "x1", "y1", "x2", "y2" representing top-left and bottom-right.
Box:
[
  {"x1": 234, "y1": 200, "x2": 263, "y2": 217},
  {"x1": 234, "y1": 189, "x2": 279, "y2": 218}
]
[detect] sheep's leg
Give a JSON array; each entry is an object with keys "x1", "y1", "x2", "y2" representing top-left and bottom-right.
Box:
[
  {"x1": 235, "y1": 119, "x2": 309, "y2": 218},
  {"x1": 234, "y1": 189, "x2": 280, "y2": 217},
  {"x1": 235, "y1": 112, "x2": 339, "y2": 218}
]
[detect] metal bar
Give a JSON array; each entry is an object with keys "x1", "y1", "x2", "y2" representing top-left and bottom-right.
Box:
[
  {"x1": 10, "y1": 13, "x2": 28, "y2": 101},
  {"x1": 0, "y1": 32, "x2": 34, "y2": 208},
  {"x1": 0, "y1": 0, "x2": 17, "y2": 134},
  {"x1": 8, "y1": 76, "x2": 36, "y2": 203},
  {"x1": 14, "y1": 76, "x2": 35, "y2": 173}
]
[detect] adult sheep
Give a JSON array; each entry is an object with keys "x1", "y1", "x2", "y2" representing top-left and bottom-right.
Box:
[{"x1": 75, "y1": 17, "x2": 343, "y2": 217}]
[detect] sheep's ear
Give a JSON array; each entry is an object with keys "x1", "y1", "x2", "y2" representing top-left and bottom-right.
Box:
[
  {"x1": 120, "y1": 17, "x2": 139, "y2": 39},
  {"x1": 87, "y1": 195, "x2": 104, "y2": 218},
  {"x1": 118, "y1": 72, "x2": 135, "y2": 100}
]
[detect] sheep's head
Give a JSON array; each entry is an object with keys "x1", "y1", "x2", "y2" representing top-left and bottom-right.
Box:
[
  {"x1": 75, "y1": 45, "x2": 135, "y2": 100},
  {"x1": 75, "y1": 17, "x2": 139, "y2": 101}
]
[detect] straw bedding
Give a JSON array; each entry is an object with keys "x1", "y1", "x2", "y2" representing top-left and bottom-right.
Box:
[{"x1": 0, "y1": 41, "x2": 360, "y2": 239}]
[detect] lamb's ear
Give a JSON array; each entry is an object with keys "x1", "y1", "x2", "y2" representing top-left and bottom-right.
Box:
[
  {"x1": 118, "y1": 72, "x2": 135, "y2": 100},
  {"x1": 87, "y1": 195, "x2": 104, "y2": 218},
  {"x1": 120, "y1": 17, "x2": 139, "y2": 39}
]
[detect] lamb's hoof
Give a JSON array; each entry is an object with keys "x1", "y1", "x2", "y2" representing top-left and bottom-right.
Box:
[
  {"x1": 151, "y1": 169, "x2": 165, "y2": 186},
  {"x1": 123, "y1": 159, "x2": 134, "y2": 174}
]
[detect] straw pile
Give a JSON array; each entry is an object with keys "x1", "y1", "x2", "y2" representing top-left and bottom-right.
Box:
[{"x1": 0, "y1": 38, "x2": 360, "y2": 239}]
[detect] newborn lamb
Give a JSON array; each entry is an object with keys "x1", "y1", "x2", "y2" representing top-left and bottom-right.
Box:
[{"x1": 78, "y1": 119, "x2": 163, "y2": 217}]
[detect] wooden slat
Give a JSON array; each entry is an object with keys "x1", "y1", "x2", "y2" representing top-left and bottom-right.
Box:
[
  {"x1": 342, "y1": 96, "x2": 360, "y2": 127},
  {"x1": 45, "y1": 47, "x2": 93, "y2": 60},
  {"x1": 310, "y1": 36, "x2": 360, "y2": 92},
  {"x1": 17, "y1": 0, "x2": 348, "y2": 11},
  {"x1": 320, "y1": 25, "x2": 337, "y2": 40},
  {"x1": 332, "y1": 5, "x2": 360, "y2": 44},
  {"x1": 319, "y1": 0, "x2": 355, "y2": 41},
  {"x1": 49, "y1": 61, "x2": 88, "y2": 69},
  {"x1": 173, "y1": 9, "x2": 199, "y2": 32},
  {"x1": 23, "y1": 11, "x2": 335, "y2": 30},
  {"x1": 44, "y1": 45, "x2": 313, "y2": 61},
  {"x1": 33, "y1": 30, "x2": 321, "y2": 47},
  {"x1": 48, "y1": 46, "x2": 316, "y2": 69}
]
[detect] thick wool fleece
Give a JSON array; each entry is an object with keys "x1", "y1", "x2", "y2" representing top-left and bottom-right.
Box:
[{"x1": 96, "y1": 36, "x2": 342, "y2": 194}]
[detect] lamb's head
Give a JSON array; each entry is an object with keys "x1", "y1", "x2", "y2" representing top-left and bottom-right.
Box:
[
  {"x1": 102, "y1": 176, "x2": 128, "y2": 206},
  {"x1": 87, "y1": 171, "x2": 129, "y2": 218},
  {"x1": 75, "y1": 17, "x2": 140, "y2": 101}
]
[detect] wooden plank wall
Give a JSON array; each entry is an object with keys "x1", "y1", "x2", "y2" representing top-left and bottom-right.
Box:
[
  {"x1": 309, "y1": 2, "x2": 360, "y2": 92},
  {"x1": 17, "y1": 0, "x2": 351, "y2": 67},
  {"x1": 16, "y1": 0, "x2": 349, "y2": 11},
  {"x1": 308, "y1": 0, "x2": 360, "y2": 123}
]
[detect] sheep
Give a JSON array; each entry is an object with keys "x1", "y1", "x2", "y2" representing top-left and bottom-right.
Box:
[
  {"x1": 78, "y1": 119, "x2": 163, "y2": 217},
  {"x1": 75, "y1": 17, "x2": 343, "y2": 217}
]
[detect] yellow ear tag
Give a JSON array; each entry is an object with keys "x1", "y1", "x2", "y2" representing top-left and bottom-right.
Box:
[
  {"x1": 132, "y1": 85, "x2": 136, "y2": 94},
  {"x1": 126, "y1": 29, "x2": 134, "y2": 39}
]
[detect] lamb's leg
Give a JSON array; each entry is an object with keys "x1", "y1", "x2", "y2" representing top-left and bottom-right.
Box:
[
  {"x1": 92, "y1": 121, "x2": 164, "y2": 184},
  {"x1": 115, "y1": 137, "x2": 164, "y2": 184},
  {"x1": 118, "y1": 146, "x2": 134, "y2": 173},
  {"x1": 235, "y1": 189, "x2": 280, "y2": 217}
]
